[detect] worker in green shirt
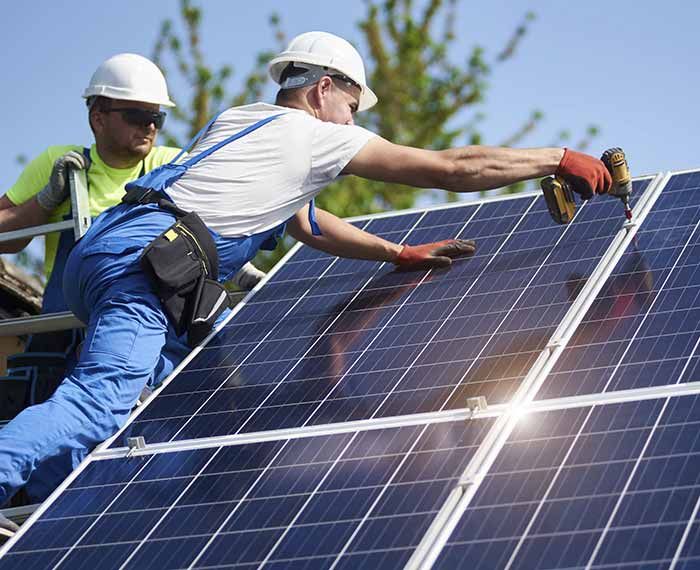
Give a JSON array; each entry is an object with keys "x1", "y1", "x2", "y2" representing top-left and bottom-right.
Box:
[{"x1": 0, "y1": 54, "x2": 261, "y2": 517}]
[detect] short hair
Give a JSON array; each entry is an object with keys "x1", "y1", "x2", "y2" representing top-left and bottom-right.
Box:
[
  {"x1": 87, "y1": 96, "x2": 112, "y2": 133},
  {"x1": 275, "y1": 63, "x2": 310, "y2": 106}
]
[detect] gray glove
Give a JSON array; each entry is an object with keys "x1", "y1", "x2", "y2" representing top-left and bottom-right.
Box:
[
  {"x1": 231, "y1": 262, "x2": 266, "y2": 290},
  {"x1": 36, "y1": 151, "x2": 90, "y2": 211}
]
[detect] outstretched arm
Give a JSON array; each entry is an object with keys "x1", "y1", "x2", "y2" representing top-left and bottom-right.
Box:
[
  {"x1": 288, "y1": 203, "x2": 401, "y2": 262},
  {"x1": 287, "y1": 204, "x2": 475, "y2": 270},
  {"x1": 343, "y1": 138, "x2": 610, "y2": 195}
]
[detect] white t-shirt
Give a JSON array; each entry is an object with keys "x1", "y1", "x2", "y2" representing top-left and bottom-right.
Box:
[{"x1": 167, "y1": 102, "x2": 377, "y2": 237}]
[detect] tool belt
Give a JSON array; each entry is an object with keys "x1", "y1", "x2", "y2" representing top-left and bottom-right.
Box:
[{"x1": 122, "y1": 187, "x2": 230, "y2": 346}]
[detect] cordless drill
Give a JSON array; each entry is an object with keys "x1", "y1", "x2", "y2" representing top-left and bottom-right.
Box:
[{"x1": 541, "y1": 147, "x2": 633, "y2": 224}]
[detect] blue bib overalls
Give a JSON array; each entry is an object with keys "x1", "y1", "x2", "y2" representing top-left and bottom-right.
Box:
[{"x1": 0, "y1": 113, "x2": 293, "y2": 504}]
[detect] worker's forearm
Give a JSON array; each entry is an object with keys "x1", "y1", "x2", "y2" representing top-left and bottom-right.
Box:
[
  {"x1": 440, "y1": 146, "x2": 564, "y2": 193},
  {"x1": 290, "y1": 207, "x2": 402, "y2": 262},
  {"x1": 0, "y1": 197, "x2": 49, "y2": 252}
]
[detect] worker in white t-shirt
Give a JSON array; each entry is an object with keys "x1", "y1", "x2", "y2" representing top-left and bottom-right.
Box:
[{"x1": 0, "y1": 31, "x2": 612, "y2": 515}]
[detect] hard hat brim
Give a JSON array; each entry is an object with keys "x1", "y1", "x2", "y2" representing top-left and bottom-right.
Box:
[{"x1": 82, "y1": 86, "x2": 176, "y2": 108}]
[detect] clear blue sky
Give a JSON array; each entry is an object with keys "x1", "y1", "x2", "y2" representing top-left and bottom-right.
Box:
[{"x1": 2, "y1": 0, "x2": 698, "y2": 193}]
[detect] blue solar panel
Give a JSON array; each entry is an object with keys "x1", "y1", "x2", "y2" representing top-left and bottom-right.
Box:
[
  {"x1": 435, "y1": 394, "x2": 700, "y2": 570},
  {"x1": 10, "y1": 171, "x2": 694, "y2": 569},
  {"x1": 114, "y1": 185, "x2": 649, "y2": 447},
  {"x1": 539, "y1": 171, "x2": 700, "y2": 400},
  {"x1": 1, "y1": 418, "x2": 494, "y2": 569}
]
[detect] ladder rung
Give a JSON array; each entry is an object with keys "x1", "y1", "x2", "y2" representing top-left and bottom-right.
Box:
[
  {"x1": 0, "y1": 312, "x2": 85, "y2": 336},
  {"x1": 0, "y1": 220, "x2": 74, "y2": 244}
]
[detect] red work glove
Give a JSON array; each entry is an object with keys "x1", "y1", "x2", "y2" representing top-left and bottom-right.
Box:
[
  {"x1": 556, "y1": 148, "x2": 612, "y2": 199},
  {"x1": 394, "y1": 239, "x2": 476, "y2": 271}
]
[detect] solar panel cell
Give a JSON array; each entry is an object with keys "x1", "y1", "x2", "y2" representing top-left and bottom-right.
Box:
[{"x1": 104, "y1": 184, "x2": 652, "y2": 451}]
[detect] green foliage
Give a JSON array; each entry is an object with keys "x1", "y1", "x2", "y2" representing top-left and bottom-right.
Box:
[{"x1": 152, "y1": 0, "x2": 282, "y2": 142}]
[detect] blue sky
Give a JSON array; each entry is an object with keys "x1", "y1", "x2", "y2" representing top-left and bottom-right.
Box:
[{"x1": 2, "y1": 0, "x2": 698, "y2": 194}]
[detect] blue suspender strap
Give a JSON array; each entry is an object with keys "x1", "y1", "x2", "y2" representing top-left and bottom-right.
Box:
[
  {"x1": 308, "y1": 198, "x2": 322, "y2": 236},
  {"x1": 181, "y1": 113, "x2": 285, "y2": 168}
]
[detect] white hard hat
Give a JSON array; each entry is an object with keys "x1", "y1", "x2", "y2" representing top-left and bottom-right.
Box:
[
  {"x1": 269, "y1": 31, "x2": 377, "y2": 112},
  {"x1": 82, "y1": 53, "x2": 175, "y2": 108}
]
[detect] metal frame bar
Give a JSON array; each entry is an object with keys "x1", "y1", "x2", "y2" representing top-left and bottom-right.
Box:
[
  {"x1": 0, "y1": 311, "x2": 84, "y2": 336},
  {"x1": 91, "y1": 379, "x2": 700, "y2": 461},
  {"x1": 96, "y1": 405, "x2": 498, "y2": 460}
]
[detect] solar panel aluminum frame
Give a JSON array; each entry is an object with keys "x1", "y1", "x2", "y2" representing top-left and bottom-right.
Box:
[
  {"x1": 405, "y1": 172, "x2": 670, "y2": 570},
  {"x1": 95, "y1": 403, "x2": 502, "y2": 461}
]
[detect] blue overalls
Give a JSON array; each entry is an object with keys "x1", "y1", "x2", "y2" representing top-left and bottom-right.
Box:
[
  {"x1": 0, "y1": 112, "x2": 303, "y2": 504},
  {"x1": 3, "y1": 152, "x2": 190, "y2": 501}
]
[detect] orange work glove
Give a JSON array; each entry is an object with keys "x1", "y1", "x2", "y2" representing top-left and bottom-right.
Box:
[
  {"x1": 394, "y1": 239, "x2": 476, "y2": 271},
  {"x1": 556, "y1": 148, "x2": 612, "y2": 199}
]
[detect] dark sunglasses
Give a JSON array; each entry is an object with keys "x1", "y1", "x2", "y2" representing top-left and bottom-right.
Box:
[
  {"x1": 104, "y1": 108, "x2": 167, "y2": 129},
  {"x1": 330, "y1": 73, "x2": 361, "y2": 91}
]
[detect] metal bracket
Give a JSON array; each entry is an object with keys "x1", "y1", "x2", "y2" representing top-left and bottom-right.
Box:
[
  {"x1": 126, "y1": 436, "x2": 147, "y2": 457},
  {"x1": 458, "y1": 471, "x2": 485, "y2": 488},
  {"x1": 466, "y1": 396, "x2": 488, "y2": 415}
]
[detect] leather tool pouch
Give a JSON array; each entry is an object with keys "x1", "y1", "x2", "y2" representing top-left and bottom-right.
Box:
[{"x1": 139, "y1": 210, "x2": 230, "y2": 346}]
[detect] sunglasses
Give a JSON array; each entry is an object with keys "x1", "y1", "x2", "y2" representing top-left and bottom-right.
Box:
[
  {"x1": 330, "y1": 73, "x2": 361, "y2": 91},
  {"x1": 104, "y1": 108, "x2": 167, "y2": 129}
]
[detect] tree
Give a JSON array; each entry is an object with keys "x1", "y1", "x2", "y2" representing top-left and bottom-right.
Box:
[{"x1": 152, "y1": 0, "x2": 597, "y2": 271}]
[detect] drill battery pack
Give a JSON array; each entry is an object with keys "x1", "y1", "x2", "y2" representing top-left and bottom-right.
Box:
[{"x1": 541, "y1": 176, "x2": 576, "y2": 225}]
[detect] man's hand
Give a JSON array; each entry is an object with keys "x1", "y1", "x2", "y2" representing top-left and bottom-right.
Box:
[
  {"x1": 36, "y1": 151, "x2": 90, "y2": 211},
  {"x1": 556, "y1": 148, "x2": 612, "y2": 200},
  {"x1": 394, "y1": 239, "x2": 476, "y2": 271}
]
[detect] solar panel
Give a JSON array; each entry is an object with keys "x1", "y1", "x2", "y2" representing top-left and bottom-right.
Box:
[
  {"x1": 435, "y1": 394, "x2": 700, "y2": 570},
  {"x1": 7, "y1": 169, "x2": 699, "y2": 570},
  {"x1": 539, "y1": 171, "x2": 700, "y2": 399},
  {"x1": 1, "y1": 418, "x2": 495, "y2": 569},
  {"x1": 111, "y1": 184, "x2": 649, "y2": 447}
]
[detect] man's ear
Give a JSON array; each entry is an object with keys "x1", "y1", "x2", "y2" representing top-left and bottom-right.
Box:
[{"x1": 316, "y1": 76, "x2": 334, "y2": 104}]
